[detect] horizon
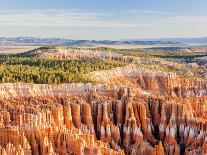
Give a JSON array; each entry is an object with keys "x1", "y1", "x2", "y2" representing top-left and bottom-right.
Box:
[
  {"x1": 1, "y1": 36, "x2": 207, "y2": 41},
  {"x1": 1, "y1": 0, "x2": 207, "y2": 39}
]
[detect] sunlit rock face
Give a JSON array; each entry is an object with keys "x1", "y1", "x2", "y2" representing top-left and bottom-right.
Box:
[
  {"x1": 0, "y1": 66, "x2": 206, "y2": 155},
  {"x1": 39, "y1": 47, "x2": 136, "y2": 63},
  {"x1": 90, "y1": 64, "x2": 207, "y2": 97}
]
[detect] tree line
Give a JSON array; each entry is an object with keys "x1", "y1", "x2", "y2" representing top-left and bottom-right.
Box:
[{"x1": 0, "y1": 57, "x2": 124, "y2": 84}]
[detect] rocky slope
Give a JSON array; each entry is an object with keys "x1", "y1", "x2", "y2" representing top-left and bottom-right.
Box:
[
  {"x1": 15, "y1": 47, "x2": 139, "y2": 64},
  {"x1": 0, "y1": 64, "x2": 206, "y2": 154},
  {"x1": 19, "y1": 47, "x2": 207, "y2": 79}
]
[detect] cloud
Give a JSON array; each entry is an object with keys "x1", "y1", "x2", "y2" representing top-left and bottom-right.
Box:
[
  {"x1": 1, "y1": 9, "x2": 207, "y2": 39},
  {"x1": 0, "y1": 9, "x2": 149, "y2": 28},
  {"x1": 128, "y1": 10, "x2": 173, "y2": 15},
  {"x1": 167, "y1": 15, "x2": 207, "y2": 23}
]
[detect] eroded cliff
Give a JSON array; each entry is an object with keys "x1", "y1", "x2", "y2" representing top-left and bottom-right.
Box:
[{"x1": 0, "y1": 65, "x2": 206, "y2": 155}]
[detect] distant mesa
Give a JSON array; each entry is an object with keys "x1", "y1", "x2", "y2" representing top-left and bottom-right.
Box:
[{"x1": 0, "y1": 37, "x2": 181, "y2": 46}]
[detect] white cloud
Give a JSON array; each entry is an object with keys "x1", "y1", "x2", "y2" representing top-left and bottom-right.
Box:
[
  {"x1": 1, "y1": 10, "x2": 207, "y2": 39},
  {"x1": 0, "y1": 9, "x2": 149, "y2": 28},
  {"x1": 128, "y1": 10, "x2": 173, "y2": 15},
  {"x1": 167, "y1": 15, "x2": 207, "y2": 23}
]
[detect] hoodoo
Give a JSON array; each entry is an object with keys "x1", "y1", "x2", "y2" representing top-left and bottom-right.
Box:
[{"x1": 0, "y1": 63, "x2": 206, "y2": 154}]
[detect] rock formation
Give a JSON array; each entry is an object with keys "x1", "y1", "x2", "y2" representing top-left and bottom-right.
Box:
[
  {"x1": 0, "y1": 65, "x2": 206, "y2": 155},
  {"x1": 39, "y1": 47, "x2": 136, "y2": 63}
]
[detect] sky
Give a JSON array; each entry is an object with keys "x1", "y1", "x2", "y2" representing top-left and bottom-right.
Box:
[{"x1": 0, "y1": 0, "x2": 207, "y2": 40}]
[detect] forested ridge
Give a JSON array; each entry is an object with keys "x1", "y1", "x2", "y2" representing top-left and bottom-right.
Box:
[
  {"x1": 0, "y1": 57, "x2": 124, "y2": 84},
  {"x1": 0, "y1": 46, "x2": 206, "y2": 84},
  {"x1": 89, "y1": 47, "x2": 207, "y2": 60}
]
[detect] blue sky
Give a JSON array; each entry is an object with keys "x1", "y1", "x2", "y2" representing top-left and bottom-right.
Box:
[{"x1": 0, "y1": 0, "x2": 207, "y2": 40}]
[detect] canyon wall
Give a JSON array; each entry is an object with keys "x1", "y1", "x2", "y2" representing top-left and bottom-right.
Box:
[
  {"x1": 0, "y1": 88, "x2": 207, "y2": 154},
  {"x1": 0, "y1": 65, "x2": 206, "y2": 154},
  {"x1": 40, "y1": 48, "x2": 136, "y2": 63},
  {"x1": 0, "y1": 83, "x2": 116, "y2": 100},
  {"x1": 90, "y1": 64, "x2": 207, "y2": 97}
]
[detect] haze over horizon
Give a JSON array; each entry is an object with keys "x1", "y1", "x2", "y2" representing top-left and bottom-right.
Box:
[{"x1": 1, "y1": 0, "x2": 207, "y2": 40}]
